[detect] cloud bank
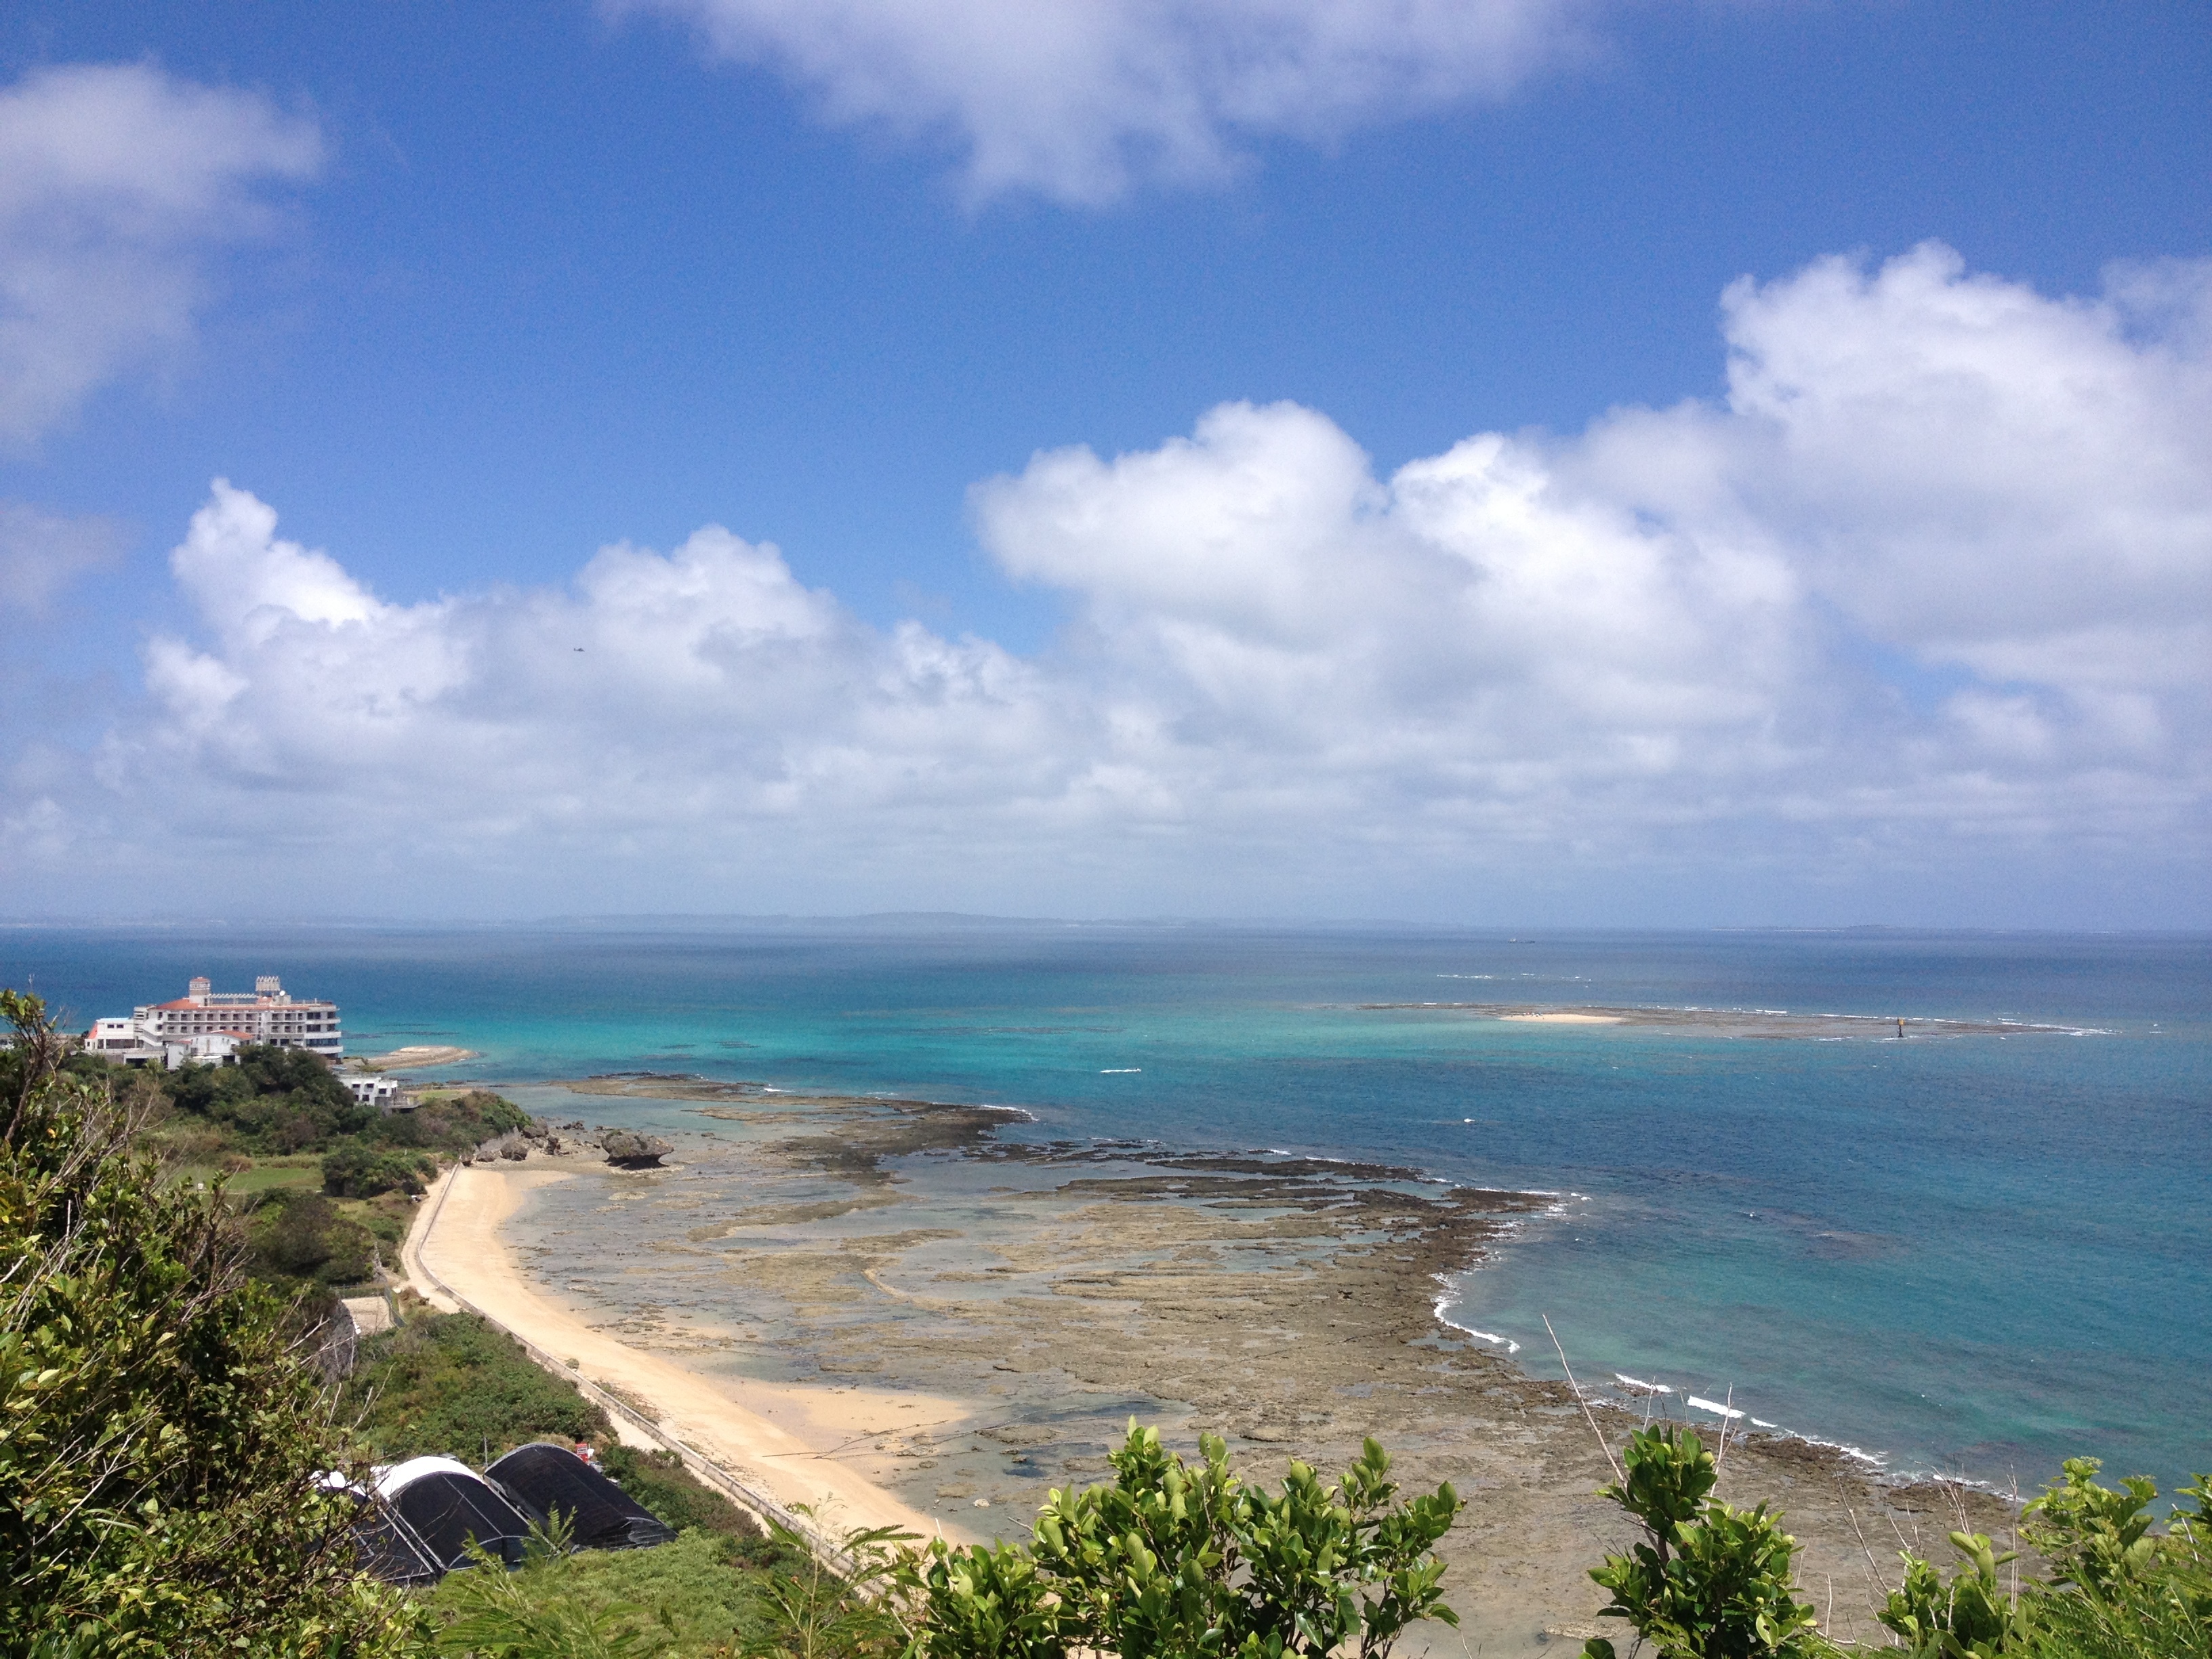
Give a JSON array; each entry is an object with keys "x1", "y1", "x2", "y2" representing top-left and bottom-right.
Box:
[
  {"x1": 8, "y1": 245, "x2": 2209, "y2": 921},
  {"x1": 615, "y1": 0, "x2": 1594, "y2": 203},
  {"x1": 0, "y1": 63, "x2": 321, "y2": 443}
]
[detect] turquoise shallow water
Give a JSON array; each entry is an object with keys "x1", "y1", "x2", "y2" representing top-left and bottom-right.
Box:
[{"x1": 9, "y1": 921, "x2": 2207, "y2": 1496}]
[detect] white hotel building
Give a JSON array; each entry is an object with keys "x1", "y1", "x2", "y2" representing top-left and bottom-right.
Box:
[{"x1": 85, "y1": 975, "x2": 344, "y2": 1068}]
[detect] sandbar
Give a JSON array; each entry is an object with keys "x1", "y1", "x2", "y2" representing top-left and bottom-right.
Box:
[
  {"x1": 1499, "y1": 1012, "x2": 1624, "y2": 1024},
  {"x1": 1361, "y1": 1002, "x2": 2087, "y2": 1039},
  {"x1": 401, "y1": 1163, "x2": 964, "y2": 1543},
  {"x1": 359, "y1": 1045, "x2": 480, "y2": 1071}
]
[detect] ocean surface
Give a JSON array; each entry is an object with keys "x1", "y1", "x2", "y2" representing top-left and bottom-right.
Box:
[{"x1": 9, "y1": 921, "x2": 2207, "y2": 1498}]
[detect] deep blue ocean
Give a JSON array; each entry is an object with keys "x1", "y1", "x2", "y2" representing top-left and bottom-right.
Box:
[{"x1": 8, "y1": 922, "x2": 2207, "y2": 1498}]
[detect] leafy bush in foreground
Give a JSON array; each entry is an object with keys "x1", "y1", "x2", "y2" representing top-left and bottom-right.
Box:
[
  {"x1": 1879, "y1": 1459, "x2": 2212, "y2": 1659},
  {"x1": 903, "y1": 1424, "x2": 1462, "y2": 1659},
  {"x1": 0, "y1": 989, "x2": 416, "y2": 1655},
  {"x1": 1581, "y1": 1424, "x2": 1823, "y2": 1659},
  {"x1": 1577, "y1": 1422, "x2": 2211, "y2": 1659}
]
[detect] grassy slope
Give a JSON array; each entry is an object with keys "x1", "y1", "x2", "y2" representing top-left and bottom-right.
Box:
[
  {"x1": 424, "y1": 1530, "x2": 796, "y2": 1656},
  {"x1": 346, "y1": 1309, "x2": 807, "y2": 1655},
  {"x1": 344, "y1": 1310, "x2": 617, "y2": 1464},
  {"x1": 175, "y1": 1157, "x2": 325, "y2": 1195}
]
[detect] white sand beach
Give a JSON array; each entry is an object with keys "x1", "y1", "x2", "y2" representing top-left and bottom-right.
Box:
[
  {"x1": 400, "y1": 1164, "x2": 968, "y2": 1543},
  {"x1": 1497, "y1": 1012, "x2": 1624, "y2": 1024}
]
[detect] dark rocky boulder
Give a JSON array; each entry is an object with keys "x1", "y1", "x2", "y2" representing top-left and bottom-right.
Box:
[{"x1": 600, "y1": 1130, "x2": 672, "y2": 1168}]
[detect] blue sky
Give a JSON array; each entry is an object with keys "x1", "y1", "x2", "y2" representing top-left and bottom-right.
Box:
[{"x1": 1, "y1": 2, "x2": 2207, "y2": 924}]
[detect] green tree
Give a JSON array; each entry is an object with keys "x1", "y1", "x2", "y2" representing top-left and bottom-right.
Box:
[
  {"x1": 253, "y1": 1190, "x2": 380, "y2": 1286},
  {"x1": 321, "y1": 1140, "x2": 436, "y2": 1198},
  {"x1": 0, "y1": 988, "x2": 418, "y2": 1656},
  {"x1": 160, "y1": 1044, "x2": 375, "y2": 1153},
  {"x1": 1581, "y1": 1424, "x2": 1826, "y2": 1659}
]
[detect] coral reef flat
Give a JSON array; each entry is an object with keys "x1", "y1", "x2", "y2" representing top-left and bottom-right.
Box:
[{"x1": 469, "y1": 1082, "x2": 2018, "y2": 1652}]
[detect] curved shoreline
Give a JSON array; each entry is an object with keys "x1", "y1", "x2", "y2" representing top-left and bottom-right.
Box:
[
  {"x1": 399, "y1": 1162, "x2": 970, "y2": 1546},
  {"x1": 424, "y1": 1084, "x2": 2042, "y2": 1652}
]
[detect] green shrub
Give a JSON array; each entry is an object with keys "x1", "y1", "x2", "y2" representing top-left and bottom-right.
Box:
[
  {"x1": 745, "y1": 1507, "x2": 912, "y2": 1659},
  {"x1": 903, "y1": 1423, "x2": 1462, "y2": 1659},
  {"x1": 1879, "y1": 1462, "x2": 2212, "y2": 1659},
  {"x1": 0, "y1": 987, "x2": 419, "y2": 1654},
  {"x1": 1878, "y1": 1530, "x2": 2026, "y2": 1657},
  {"x1": 1581, "y1": 1424, "x2": 1825, "y2": 1659},
  {"x1": 385, "y1": 1088, "x2": 531, "y2": 1154},
  {"x1": 162, "y1": 1044, "x2": 375, "y2": 1153},
  {"x1": 251, "y1": 1189, "x2": 380, "y2": 1287},
  {"x1": 1576, "y1": 1428, "x2": 2211, "y2": 1659},
  {"x1": 138, "y1": 1047, "x2": 529, "y2": 1168},
  {"x1": 342, "y1": 1311, "x2": 611, "y2": 1463},
  {"x1": 323, "y1": 1139, "x2": 436, "y2": 1197},
  {"x1": 2022, "y1": 1457, "x2": 2163, "y2": 1597}
]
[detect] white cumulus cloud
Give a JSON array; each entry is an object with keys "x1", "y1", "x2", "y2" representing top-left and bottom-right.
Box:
[
  {"x1": 0, "y1": 62, "x2": 321, "y2": 443},
  {"x1": 613, "y1": 0, "x2": 1595, "y2": 203},
  {"x1": 113, "y1": 478, "x2": 1062, "y2": 863},
  {"x1": 8, "y1": 246, "x2": 2209, "y2": 921}
]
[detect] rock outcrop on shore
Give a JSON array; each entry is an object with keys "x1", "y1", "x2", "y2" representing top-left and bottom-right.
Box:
[{"x1": 598, "y1": 1129, "x2": 672, "y2": 1168}]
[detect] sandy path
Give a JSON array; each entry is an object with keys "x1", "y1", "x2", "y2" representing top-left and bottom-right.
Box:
[{"x1": 402, "y1": 1164, "x2": 969, "y2": 1544}]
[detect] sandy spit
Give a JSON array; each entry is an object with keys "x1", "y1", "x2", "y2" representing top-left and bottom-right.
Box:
[
  {"x1": 359, "y1": 1045, "x2": 480, "y2": 1071},
  {"x1": 401, "y1": 1164, "x2": 966, "y2": 1543},
  {"x1": 1498, "y1": 1012, "x2": 1625, "y2": 1024}
]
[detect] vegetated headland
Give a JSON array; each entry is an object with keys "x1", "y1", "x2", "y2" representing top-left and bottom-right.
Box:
[{"x1": 430, "y1": 1071, "x2": 2027, "y2": 1651}]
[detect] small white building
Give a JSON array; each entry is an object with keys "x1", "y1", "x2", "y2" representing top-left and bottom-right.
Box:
[
  {"x1": 343, "y1": 1074, "x2": 409, "y2": 1111},
  {"x1": 84, "y1": 1017, "x2": 161, "y2": 1061},
  {"x1": 84, "y1": 975, "x2": 344, "y2": 1069}
]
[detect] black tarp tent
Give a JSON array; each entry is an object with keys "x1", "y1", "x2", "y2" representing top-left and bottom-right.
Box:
[
  {"x1": 350, "y1": 1495, "x2": 446, "y2": 1585},
  {"x1": 487, "y1": 1443, "x2": 678, "y2": 1551},
  {"x1": 320, "y1": 1473, "x2": 444, "y2": 1586},
  {"x1": 374, "y1": 1455, "x2": 537, "y2": 1570}
]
